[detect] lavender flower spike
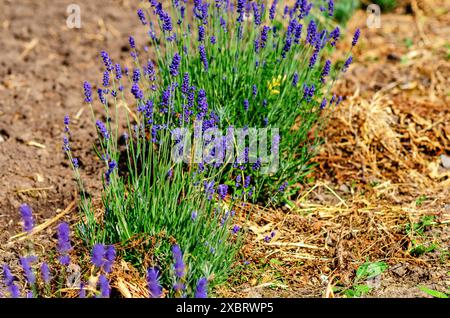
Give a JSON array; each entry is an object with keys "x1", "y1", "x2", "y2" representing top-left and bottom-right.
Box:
[
  {"x1": 19, "y1": 204, "x2": 34, "y2": 232},
  {"x1": 172, "y1": 244, "x2": 185, "y2": 279},
  {"x1": 137, "y1": 9, "x2": 147, "y2": 25},
  {"x1": 98, "y1": 275, "x2": 110, "y2": 298},
  {"x1": 195, "y1": 277, "x2": 208, "y2": 298},
  {"x1": 57, "y1": 222, "x2": 72, "y2": 266},
  {"x1": 2, "y1": 264, "x2": 20, "y2": 298},
  {"x1": 40, "y1": 262, "x2": 50, "y2": 284},
  {"x1": 91, "y1": 244, "x2": 105, "y2": 268},
  {"x1": 352, "y1": 28, "x2": 361, "y2": 47},
  {"x1": 103, "y1": 245, "x2": 116, "y2": 273},
  {"x1": 96, "y1": 120, "x2": 110, "y2": 140},
  {"x1": 83, "y1": 81, "x2": 92, "y2": 103},
  {"x1": 199, "y1": 45, "x2": 208, "y2": 71},
  {"x1": 20, "y1": 256, "x2": 37, "y2": 286},
  {"x1": 147, "y1": 267, "x2": 162, "y2": 298},
  {"x1": 342, "y1": 56, "x2": 353, "y2": 72},
  {"x1": 169, "y1": 53, "x2": 181, "y2": 77}
]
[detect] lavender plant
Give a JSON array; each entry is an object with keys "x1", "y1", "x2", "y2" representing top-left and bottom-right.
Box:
[
  {"x1": 120, "y1": 0, "x2": 359, "y2": 201},
  {"x1": 61, "y1": 0, "x2": 360, "y2": 292}
]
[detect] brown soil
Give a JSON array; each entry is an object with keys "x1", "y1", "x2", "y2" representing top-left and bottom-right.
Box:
[
  {"x1": 0, "y1": 0, "x2": 142, "y2": 235},
  {"x1": 0, "y1": 1, "x2": 449, "y2": 298}
]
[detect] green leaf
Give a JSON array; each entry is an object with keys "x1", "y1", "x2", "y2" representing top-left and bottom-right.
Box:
[
  {"x1": 418, "y1": 286, "x2": 449, "y2": 298},
  {"x1": 356, "y1": 261, "x2": 388, "y2": 280},
  {"x1": 269, "y1": 258, "x2": 283, "y2": 266}
]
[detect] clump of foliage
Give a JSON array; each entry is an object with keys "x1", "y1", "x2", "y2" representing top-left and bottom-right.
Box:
[{"x1": 61, "y1": 0, "x2": 360, "y2": 291}]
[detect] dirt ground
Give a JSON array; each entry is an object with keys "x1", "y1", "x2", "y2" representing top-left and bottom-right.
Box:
[{"x1": 0, "y1": 1, "x2": 449, "y2": 297}]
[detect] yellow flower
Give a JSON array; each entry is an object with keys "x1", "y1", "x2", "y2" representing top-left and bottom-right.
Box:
[{"x1": 267, "y1": 75, "x2": 285, "y2": 95}]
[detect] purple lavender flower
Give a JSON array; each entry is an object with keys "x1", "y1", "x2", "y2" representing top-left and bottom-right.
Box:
[
  {"x1": 79, "y1": 282, "x2": 86, "y2": 298},
  {"x1": 299, "y1": 0, "x2": 313, "y2": 18},
  {"x1": 320, "y1": 98, "x2": 327, "y2": 110},
  {"x1": 98, "y1": 275, "x2": 110, "y2": 298},
  {"x1": 132, "y1": 68, "x2": 140, "y2": 83},
  {"x1": 2, "y1": 264, "x2": 20, "y2": 298},
  {"x1": 210, "y1": 36, "x2": 216, "y2": 45},
  {"x1": 191, "y1": 211, "x2": 198, "y2": 221},
  {"x1": 327, "y1": 95, "x2": 334, "y2": 107},
  {"x1": 283, "y1": 5, "x2": 289, "y2": 18},
  {"x1": 253, "y1": 2, "x2": 262, "y2": 26},
  {"x1": 237, "y1": 0, "x2": 245, "y2": 22},
  {"x1": 199, "y1": 45, "x2": 208, "y2": 71},
  {"x1": 137, "y1": 9, "x2": 147, "y2": 25},
  {"x1": 232, "y1": 225, "x2": 240, "y2": 234},
  {"x1": 57, "y1": 222, "x2": 71, "y2": 266},
  {"x1": 282, "y1": 36, "x2": 293, "y2": 58},
  {"x1": 20, "y1": 256, "x2": 37, "y2": 285},
  {"x1": 64, "y1": 115, "x2": 70, "y2": 132},
  {"x1": 104, "y1": 245, "x2": 116, "y2": 273},
  {"x1": 159, "y1": 10, "x2": 173, "y2": 32},
  {"x1": 292, "y1": 72, "x2": 299, "y2": 87},
  {"x1": 40, "y1": 262, "x2": 50, "y2": 284},
  {"x1": 252, "y1": 85, "x2": 257, "y2": 97},
  {"x1": 169, "y1": 53, "x2": 181, "y2": 77},
  {"x1": 352, "y1": 28, "x2": 361, "y2": 47},
  {"x1": 259, "y1": 26, "x2": 270, "y2": 50},
  {"x1": 269, "y1": 0, "x2": 278, "y2": 20},
  {"x1": 147, "y1": 268, "x2": 162, "y2": 298},
  {"x1": 342, "y1": 56, "x2": 353, "y2": 72},
  {"x1": 321, "y1": 60, "x2": 331, "y2": 83},
  {"x1": 278, "y1": 181, "x2": 288, "y2": 192},
  {"x1": 83, "y1": 81, "x2": 92, "y2": 103},
  {"x1": 220, "y1": 16, "x2": 227, "y2": 32},
  {"x1": 204, "y1": 180, "x2": 215, "y2": 200},
  {"x1": 294, "y1": 24, "x2": 303, "y2": 44},
  {"x1": 303, "y1": 84, "x2": 315, "y2": 101},
  {"x1": 195, "y1": 277, "x2": 208, "y2": 298},
  {"x1": 330, "y1": 27, "x2": 340, "y2": 46},
  {"x1": 252, "y1": 158, "x2": 261, "y2": 171},
  {"x1": 128, "y1": 36, "x2": 136, "y2": 50},
  {"x1": 100, "y1": 51, "x2": 113, "y2": 71},
  {"x1": 115, "y1": 63, "x2": 122, "y2": 80},
  {"x1": 96, "y1": 120, "x2": 109, "y2": 140},
  {"x1": 218, "y1": 184, "x2": 228, "y2": 200},
  {"x1": 235, "y1": 174, "x2": 242, "y2": 187},
  {"x1": 131, "y1": 83, "x2": 144, "y2": 100},
  {"x1": 243, "y1": 99, "x2": 249, "y2": 111},
  {"x1": 198, "y1": 25, "x2": 205, "y2": 42},
  {"x1": 63, "y1": 136, "x2": 70, "y2": 152},
  {"x1": 105, "y1": 160, "x2": 117, "y2": 184},
  {"x1": 306, "y1": 20, "x2": 317, "y2": 45},
  {"x1": 172, "y1": 244, "x2": 185, "y2": 279},
  {"x1": 72, "y1": 158, "x2": 79, "y2": 169},
  {"x1": 102, "y1": 70, "x2": 110, "y2": 87},
  {"x1": 244, "y1": 175, "x2": 251, "y2": 188},
  {"x1": 145, "y1": 60, "x2": 156, "y2": 80},
  {"x1": 19, "y1": 204, "x2": 34, "y2": 233},
  {"x1": 91, "y1": 244, "x2": 105, "y2": 268},
  {"x1": 328, "y1": 0, "x2": 335, "y2": 17},
  {"x1": 97, "y1": 88, "x2": 106, "y2": 105},
  {"x1": 309, "y1": 49, "x2": 319, "y2": 68}
]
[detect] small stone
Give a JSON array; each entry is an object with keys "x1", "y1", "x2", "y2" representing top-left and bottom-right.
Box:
[{"x1": 440, "y1": 154, "x2": 450, "y2": 169}]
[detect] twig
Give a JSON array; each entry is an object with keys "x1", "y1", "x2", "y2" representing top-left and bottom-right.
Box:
[{"x1": 265, "y1": 242, "x2": 321, "y2": 249}]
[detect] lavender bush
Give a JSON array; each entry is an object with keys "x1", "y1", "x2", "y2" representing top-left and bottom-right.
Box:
[{"x1": 60, "y1": 0, "x2": 359, "y2": 293}]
